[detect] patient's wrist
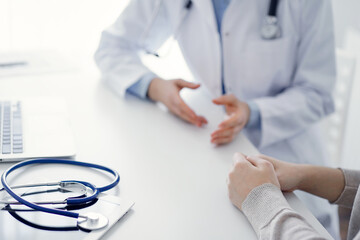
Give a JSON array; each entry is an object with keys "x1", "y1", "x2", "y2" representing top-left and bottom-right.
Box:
[{"x1": 296, "y1": 164, "x2": 312, "y2": 192}]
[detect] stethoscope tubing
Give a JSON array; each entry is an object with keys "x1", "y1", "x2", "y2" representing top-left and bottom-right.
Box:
[
  {"x1": 61, "y1": 180, "x2": 99, "y2": 205},
  {"x1": 1, "y1": 158, "x2": 120, "y2": 219},
  {"x1": 268, "y1": 0, "x2": 279, "y2": 16}
]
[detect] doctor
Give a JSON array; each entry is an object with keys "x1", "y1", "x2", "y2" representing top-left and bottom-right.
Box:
[{"x1": 95, "y1": 0, "x2": 338, "y2": 238}]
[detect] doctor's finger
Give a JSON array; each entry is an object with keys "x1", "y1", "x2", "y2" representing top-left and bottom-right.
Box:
[
  {"x1": 211, "y1": 127, "x2": 234, "y2": 138},
  {"x1": 212, "y1": 136, "x2": 233, "y2": 145},
  {"x1": 219, "y1": 114, "x2": 239, "y2": 129},
  {"x1": 175, "y1": 79, "x2": 200, "y2": 90},
  {"x1": 175, "y1": 109, "x2": 198, "y2": 126},
  {"x1": 170, "y1": 101, "x2": 197, "y2": 125},
  {"x1": 212, "y1": 94, "x2": 237, "y2": 106},
  {"x1": 175, "y1": 97, "x2": 196, "y2": 119},
  {"x1": 212, "y1": 124, "x2": 242, "y2": 138},
  {"x1": 178, "y1": 103, "x2": 202, "y2": 126},
  {"x1": 198, "y1": 116, "x2": 208, "y2": 125}
]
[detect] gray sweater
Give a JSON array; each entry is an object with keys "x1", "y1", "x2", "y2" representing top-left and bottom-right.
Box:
[{"x1": 242, "y1": 169, "x2": 360, "y2": 240}]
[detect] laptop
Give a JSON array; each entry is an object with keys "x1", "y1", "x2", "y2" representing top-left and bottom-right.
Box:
[{"x1": 0, "y1": 98, "x2": 76, "y2": 162}]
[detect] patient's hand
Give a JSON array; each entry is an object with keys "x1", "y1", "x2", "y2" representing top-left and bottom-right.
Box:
[
  {"x1": 256, "y1": 154, "x2": 345, "y2": 202},
  {"x1": 251, "y1": 154, "x2": 304, "y2": 192},
  {"x1": 227, "y1": 153, "x2": 280, "y2": 210}
]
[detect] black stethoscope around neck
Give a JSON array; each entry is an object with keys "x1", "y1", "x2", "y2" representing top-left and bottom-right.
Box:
[
  {"x1": 140, "y1": 0, "x2": 281, "y2": 57},
  {"x1": 261, "y1": 0, "x2": 281, "y2": 40}
]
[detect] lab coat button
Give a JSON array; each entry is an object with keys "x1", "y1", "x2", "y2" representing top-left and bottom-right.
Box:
[{"x1": 225, "y1": 32, "x2": 230, "y2": 37}]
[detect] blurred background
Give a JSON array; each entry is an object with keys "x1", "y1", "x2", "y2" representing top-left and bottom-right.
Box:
[{"x1": 0, "y1": 0, "x2": 360, "y2": 239}]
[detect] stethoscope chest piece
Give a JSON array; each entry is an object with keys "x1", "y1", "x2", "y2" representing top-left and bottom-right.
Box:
[
  {"x1": 261, "y1": 16, "x2": 281, "y2": 40},
  {"x1": 78, "y1": 212, "x2": 109, "y2": 230}
]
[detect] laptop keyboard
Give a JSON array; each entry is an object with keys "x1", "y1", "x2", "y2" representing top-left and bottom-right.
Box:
[{"x1": 0, "y1": 101, "x2": 23, "y2": 154}]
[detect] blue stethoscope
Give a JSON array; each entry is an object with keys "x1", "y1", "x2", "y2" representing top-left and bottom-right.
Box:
[
  {"x1": 0, "y1": 158, "x2": 120, "y2": 231},
  {"x1": 141, "y1": 0, "x2": 281, "y2": 57}
]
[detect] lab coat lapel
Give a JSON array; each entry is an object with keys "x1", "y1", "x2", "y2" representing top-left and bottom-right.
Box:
[
  {"x1": 223, "y1": 0, "x2": 239, "y2": 30},
  {"x1": 191, "y1": 0, "x2": 218, "y2": 33},
  {"x1": 222, "y1": 0, "x2": 251, "y2": 36},
  {"x1": 182, "y1": 0, "x2": 222, "y2": 96}
]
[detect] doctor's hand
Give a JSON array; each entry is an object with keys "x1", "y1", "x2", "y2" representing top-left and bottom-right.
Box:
[
  {"x1": 148, "y1": 78, "x2": 208, "y2": 127},
  {"x1": 227, "y1": 153, "x2": 280, "y2": 210},
  {"x1": 211, "y1": 94, "x2": 250, "y2": 145}
]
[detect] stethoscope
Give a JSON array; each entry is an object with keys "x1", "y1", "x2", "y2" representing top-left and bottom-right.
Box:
[
  {"x1": 140, "y1": 0, "x2": 281, "y2": 57},
  {"x1": 0, "y1": 158, "x2": 120, "y2": 231},
  {"x1": 261, "y1": 0, "x2": 281, "y2": 40}
]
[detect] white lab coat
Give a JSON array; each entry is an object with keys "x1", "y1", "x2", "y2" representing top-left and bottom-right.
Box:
[{"x1": 95, "y1": 0, "x2": 338, "y2": 237}]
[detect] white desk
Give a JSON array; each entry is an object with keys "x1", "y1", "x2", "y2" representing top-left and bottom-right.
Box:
[{"x1": 0, "y1": 66, "x2": 332, "y2": 239}]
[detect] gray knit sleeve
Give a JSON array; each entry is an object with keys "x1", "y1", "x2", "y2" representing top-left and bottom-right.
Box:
[
  {"x1": 242, "y1": 183, "x2": 328, "y2": 240},
  {"x1": 332, "y1": 169, "x2": 360, "y2": 208}
]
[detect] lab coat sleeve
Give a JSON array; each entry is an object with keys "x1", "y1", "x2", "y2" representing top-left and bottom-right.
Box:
[
  {"x1": 94, "y1": 0, "x2": 172, "y2": 97},
  {"x1": 127, "y1": 72, "x2": 157, "y2": 99},
  {"x1": 246, "y1": 101, "x2": 262, "y2": 129},
  {"x1": 252, "y1": 0, "x2": 336, "y2": 148}
]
